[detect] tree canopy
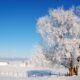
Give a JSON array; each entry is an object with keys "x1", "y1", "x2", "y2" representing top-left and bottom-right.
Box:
[{"x1": 36, "y1": 7, "x2": 80, "y2": 68}]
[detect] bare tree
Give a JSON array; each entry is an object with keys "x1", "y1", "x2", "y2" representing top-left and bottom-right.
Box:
[{"x1": 37, "y1": 7, "x2": 80, "y2": 76}]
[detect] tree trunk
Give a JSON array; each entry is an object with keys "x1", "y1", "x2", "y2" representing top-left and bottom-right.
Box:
[{"x1": 69, "y1": 66, "x2": 78, "y2": 76}]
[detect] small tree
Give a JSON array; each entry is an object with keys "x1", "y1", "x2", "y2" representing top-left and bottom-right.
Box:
[
  {"x1": 37, "y1": 7, "x2": 80, "y2": 76},
  {"x1": 29, "y1": 46, "x2": 51, "y2": 68}
]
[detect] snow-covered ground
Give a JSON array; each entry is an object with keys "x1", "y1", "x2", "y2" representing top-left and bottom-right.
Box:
[
  {"x1": 0, "y1": 60, "x2": 80, "y2": 80},
  {"x1": 0, "y1": 75, "x2": 80, "y2": 80}
]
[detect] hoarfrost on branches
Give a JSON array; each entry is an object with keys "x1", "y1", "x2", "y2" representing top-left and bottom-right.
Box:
[
  {"x1": 37, "y1": 7, "x2": 80, "y2": 68},
  {"x1": 29, "y1": 46, "x2": 51, "y2": 68}
]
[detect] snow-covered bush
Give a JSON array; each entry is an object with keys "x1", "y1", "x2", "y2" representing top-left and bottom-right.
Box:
[{"x1": 28, "y1": 46, "x2": 51, "y2": 68}]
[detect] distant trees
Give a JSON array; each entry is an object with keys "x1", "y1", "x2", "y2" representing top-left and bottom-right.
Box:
[{"x1": 37, "y1": 6, "x2": 80, "y2": 76}]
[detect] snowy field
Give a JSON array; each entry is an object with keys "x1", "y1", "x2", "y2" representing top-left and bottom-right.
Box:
[
  {"x1": 0, "y1": 60, "x2": 80, "y2": 80},
  {"x1": 0, "y1": 69, "x2": 80, "y2": 80},
  {"x1": 0, "y1": 75, "x2": 80, "y2": 80}
]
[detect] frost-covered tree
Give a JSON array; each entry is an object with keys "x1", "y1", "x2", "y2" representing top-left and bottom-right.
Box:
[
  {"x1": 37, "y1": 7, "x2": 80, "y2": 76},
  {"x1": 28, "y1": 45, "x2": 51, "y2": 68}
]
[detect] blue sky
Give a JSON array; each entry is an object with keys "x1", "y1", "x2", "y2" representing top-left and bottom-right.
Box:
[{"x1": 0, "y1": 0, "x2": 80, "y2": 58}]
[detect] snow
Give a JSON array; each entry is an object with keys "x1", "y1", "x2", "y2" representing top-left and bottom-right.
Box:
[
  {"x1": 0, "y1": 75, "x2": 80, "y2": 80},
  {"x1": 0, "y1": 62, "x2": 8, "y2": 66},
  {"x1": 0, "y1": 60, "x2": 79, "y2": 80}
]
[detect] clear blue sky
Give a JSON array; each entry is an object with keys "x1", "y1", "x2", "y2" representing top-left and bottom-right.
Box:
[{"x1": 0, "y1": 0, "x2": 80, "y2": 58}]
